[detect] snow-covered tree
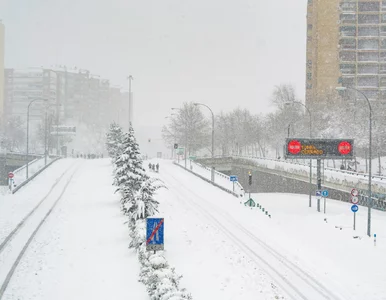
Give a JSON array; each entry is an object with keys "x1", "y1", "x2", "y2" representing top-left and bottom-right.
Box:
[
  {"x1": 113, "y1": 126, "x2": 146, "y2": 189},
  {"x1": 106, "y1": 122, "x2": 124, "y2": 159}
]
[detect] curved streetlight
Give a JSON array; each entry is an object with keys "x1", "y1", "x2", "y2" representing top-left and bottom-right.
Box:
[
  {"x1": 285, "y1": 101, "x2": 312, "y2": 208},
  {"x1": 193, "y1": 102, "x2": 215, "y2": 182},
  {"x1": 336, "y1": 86, "x2": 372, "y2": 237},
  {"x1": 26, "y1": 98, "x2": 47, "y2": 179}
]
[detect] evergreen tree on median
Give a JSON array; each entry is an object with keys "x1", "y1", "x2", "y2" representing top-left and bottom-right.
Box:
[{"x1": 106, "y1": 122, "x2": 124, "y2": 159}]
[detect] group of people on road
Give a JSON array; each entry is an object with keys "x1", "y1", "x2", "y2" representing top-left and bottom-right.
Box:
[
  {"x1": 149, "y1": 163, "x2": 159, "y2": 173},
  {"x1": 76, "y1": 153, "x2": 104, "y2": 159}
]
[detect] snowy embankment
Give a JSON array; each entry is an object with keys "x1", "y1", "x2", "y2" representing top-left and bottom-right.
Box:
[
  {"x1": 176, "y1": 159, "x2": 244, "y2": 196},
  {"x1": 149, "y1": 159, "x2": 386, "y2": 300},
  {"x1": 232, "y1": 155, "x2": 386, "y2": 195}
]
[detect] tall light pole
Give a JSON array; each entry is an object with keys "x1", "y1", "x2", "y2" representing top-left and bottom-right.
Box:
[
  {"x1": 128, "y1": 75, "x2": 134, "y2": 129},
  {"x1": 44, "y1": 103, "x2": 59, "y2": 165},
  {"x1": 285, "y1": 101, "x2": 312, "y2": 207},
  {"x1": 193, "y1": 103, "x2": 215, "y2": 182},
  {"x1": 171, "y1": 108, "x2": 188, "y2": 169},
  {"x1": 26, "y1": 98, "x2": 47, "y2": 179},
  {"x1": 336, "y1": 86, "x2": 372, "y2": 237}
]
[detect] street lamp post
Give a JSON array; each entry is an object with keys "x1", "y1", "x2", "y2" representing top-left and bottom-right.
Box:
[
  {"x1": 128, "y1": 75, "x2": 134, "y2": 129},
  {"x1": 171, "y1": 108, "x2": 188, "y2": 168},
  {"x1": 285, "y1": 101, "x2": 313, "y2": 207},
  {"x1": 194, "y1": 103, "x2": 215, "y2": 182},
  {"x1": 26, "y1": 98, "x2": 47, "y2": 179},
  {"x1": 336, "y1": 86, "x2": 372, "y2": 237}
]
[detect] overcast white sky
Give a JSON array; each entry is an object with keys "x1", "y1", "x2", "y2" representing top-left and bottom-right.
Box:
[{"x1": 1, "y1": 0, "x2": 306, "y2": 155}]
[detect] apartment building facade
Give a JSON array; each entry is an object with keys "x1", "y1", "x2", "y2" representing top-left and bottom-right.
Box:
[
  {"x1": 4, "y1": 67, "x2": 127, "y2": 131},
  {"x1": 306, "y1": 0, "x2": 386, "y2": 105},
  {"x1": 0, "y1": 22, "x2": 4, "y2": 127}
]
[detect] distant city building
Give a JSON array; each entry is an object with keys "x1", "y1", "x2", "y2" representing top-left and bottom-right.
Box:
[
  {"x1": 306, "y1": 0, "x2": 386, "y2": 105},
  {"x1": 0, "y1": 21, "x2": 4, "y2": 127},
  {"x1": 4, "y1": 68, "x2": 57, "y2": 127},
  {"x1": 4, "y1": 66, "x2": 127, "y2": 130}
]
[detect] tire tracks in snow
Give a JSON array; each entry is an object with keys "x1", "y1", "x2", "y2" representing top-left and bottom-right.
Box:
[
  {"x1": 0, "y1": 161, "x2": 83, "y2": 299},
  {"x1": 160, "y1": 166, "x2": 346, "y2": 300}
]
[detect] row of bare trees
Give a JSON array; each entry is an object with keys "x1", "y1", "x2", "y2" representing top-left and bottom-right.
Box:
[{"x1": 163, "y1": 84, "x2": 386, "y2": 167}]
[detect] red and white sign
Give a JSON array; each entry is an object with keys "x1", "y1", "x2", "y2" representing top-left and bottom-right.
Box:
[
  {"x1": 351, "y1": 196, "x2": 359, "y2": 204},
  {"x1": 338, "y1": 141, "x2": 352, "y2": 155},
  {"x1": 288, "y1": 140, "x2": 302, "y2": 155},
  {"x1": 8, "y1": 172, "x2": 14, "y2": 179},
  {"x1": 351, "y1": 188, "x2": 359, "y2": 197}
]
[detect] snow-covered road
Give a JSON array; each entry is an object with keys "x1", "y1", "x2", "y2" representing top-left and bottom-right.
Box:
[
  {"x1": 149, "y1": 159, "x2": 385, "y2": 300},
  {"x1": 0, "y1": 159, "x2": 147, "y2": 300}
]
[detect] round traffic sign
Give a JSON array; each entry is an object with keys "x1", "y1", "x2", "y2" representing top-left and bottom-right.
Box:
[
  {"x1": 8, "y1": 172, "x2": 14, "y2": 179},
  {"x1": 351, "y1": 204, "x2": 359, "y2": 213},
  {"x1": 338, "y1": 141, "x2": 352, "y2": 155},
  {"x1": 322, "y1": 190, "x2": 329, "y2": 197},
  {"x1": 288, "y1": 140, "x2": 301, "y2": 155},
  {"x1": 351, "y1": 196, "x2": 359, "y2": 204},
  {"x1": 351, "y1": 188, "x2": 359, "y2": 197}
]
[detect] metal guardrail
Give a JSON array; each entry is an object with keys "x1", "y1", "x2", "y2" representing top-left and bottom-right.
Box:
[
  {"x1": 11, "y1": 157, "x2": 61, "y2": 194},
  {"x1": 173, "y1": 161, "x2": 242, "y2": 198}
]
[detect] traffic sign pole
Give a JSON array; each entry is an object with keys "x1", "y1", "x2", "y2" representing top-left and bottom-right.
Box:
[
  {"x1": 317, "y1": 159, "x2": 321, "y2": 212},
  {"x1": 233, "y1": 181, "x2": 235, "y2": 192},
  {"x1": 354, "y1": 211, "x2": 356, "y2": 231}
]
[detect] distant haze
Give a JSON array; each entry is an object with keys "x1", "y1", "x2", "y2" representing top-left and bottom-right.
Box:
[{"x1": 1, "y1": 0, "x2": 306, "y2": 157}]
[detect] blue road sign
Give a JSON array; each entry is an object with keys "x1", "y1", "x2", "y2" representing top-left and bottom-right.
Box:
[
  {"x1": 322, "y1": 190, "x2": 329, "y2": 197},
  {"x1": 146, "y1": 218, "x2": 164, "y2": 251},
  {"x1": 316, "y1": 190, "x2": 322, "y2": 197},
  {"x1": 351, "y1": 204, "x2": 359, "y2": 213},
  {"x1": 230, "y1": 175, "x2": 238, "y2": 182}
]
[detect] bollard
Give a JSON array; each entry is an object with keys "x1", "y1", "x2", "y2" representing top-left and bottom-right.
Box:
[
  {"x1": 374, "y1": 233, "x2": 377, "y2": 246},
  {"x1": 262, "y1": 208, "x2": 265, "y2": 212}
]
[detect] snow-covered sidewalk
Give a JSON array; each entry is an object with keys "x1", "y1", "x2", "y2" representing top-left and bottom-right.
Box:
[{"x1": 2, "y1": 159, "x2": 148, "y2": 300}]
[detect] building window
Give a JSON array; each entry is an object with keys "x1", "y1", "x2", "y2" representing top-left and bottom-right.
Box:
[
  {"x1": 358, "y1": 52, "x2": 378, "y2": 61},
  {"x1": 358, "y1": 39, "x2": 379, "y2": 50},
  {"x1": 383, "y1": 1, "x2": 386, "y2": 11},
  {"x1": 358, "y1": 64, "x2": 379, "y2": 74},
  {"x1": 340, "y1": 64, "x2": 356, "y2": 74},
  {"x1": 358, "y1": 14, "x2": 379, "y2": 24},
  {"x1": 340, "y1": 13, "x2": 356, "y2": 24},
  {"x1": 380, "y1": 65, "x2": 386, "y2": 73},
  {"x1": 307, "y1": 60, "x2": 312, "y2": 69},
  {"x1": 358, "y1": 26, "x2": 379, "y2": 36},
  {"x1": 341, "y1": 76, "x2": 355, "y2": 86},
  {"x1": 380, "y1": 77, "x2": 386, "y2": 87},
  {"x1": 340, "y1": 38, "x2": 356, "y2": 50},
  {"x1": 340, "y1": 51, "x2": 356, "y2": 61},
  {"x1": 307, "y1": 73, "x2": 312, "y2": 80},
  {"x1": 357, "y1": 76, "x2": 379, "y2": 87},
  {"x1": 380, "y1": 52, "x2": 386, "y2": 61},
  {"x1": 340, "y1": 26, "x2": 356, "y2": 37},
  {"x1": 306, "y1": 83, "x2": 312, "y2": 89},
  {"x1": 341, "y1": 2, "x2": 356, "y2": 12},
  {"x1": 358, "y1": 2, "x2": 380, "y2": 12}
]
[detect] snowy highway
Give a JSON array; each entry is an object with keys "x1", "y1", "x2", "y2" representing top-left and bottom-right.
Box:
[
  {"x1": 0, "y1": 159, "x2": 147, "y2": 300},
  {"x1": 0, "y1": 158, "x2": 385, "y2": 300},
  {"x1": 150, "y1": 160, "x2": 386, "y2": 300}
]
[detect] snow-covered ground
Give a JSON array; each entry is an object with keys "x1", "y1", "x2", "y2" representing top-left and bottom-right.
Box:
[
  {"x1": 148, "y1": 159, "x2": 386, "y2": 300},
  {"x1": 0, "y1": 159, "x2": 147, "y2": 300},
  {"x1": 10, "y1": 156, "x2": 56, "y2": 188}
]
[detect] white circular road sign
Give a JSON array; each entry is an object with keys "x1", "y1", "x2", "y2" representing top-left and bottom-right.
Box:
[
  {"x1": 351, "y1": 188, "x2": 359, "y2": 197},
  {"x1": 351, "y1": 196, "x2": 359, "y2": 204}
]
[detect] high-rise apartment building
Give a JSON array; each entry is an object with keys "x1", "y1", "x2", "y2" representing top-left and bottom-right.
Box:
[
  {"x1": 0, "y1": 21, "x2": 5, "y2": 126},
  {"x1": 306, "y1": 0, "x2": 386, "y2": 105}
]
